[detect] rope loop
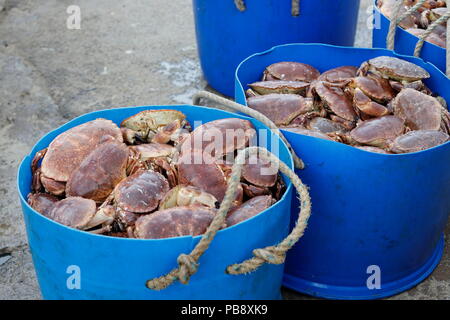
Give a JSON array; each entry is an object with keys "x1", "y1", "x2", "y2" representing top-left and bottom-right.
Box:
[{"x1": 146, "y1": 143, "x2": 311, "y2": 289}]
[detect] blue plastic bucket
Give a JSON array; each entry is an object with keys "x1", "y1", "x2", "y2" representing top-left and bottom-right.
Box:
[
  {"x1": 192, "y1": 0, "x2": 361, "y2": 97},
  {"x1": 372, "y1": 0, "x2": 447, "y2": 74},
  {"x1": 235, "y1": 43, "x2": 450, "y2": 299},
  {"x1": 17, "y1": 105, "x2": 294, "y2": 300}
]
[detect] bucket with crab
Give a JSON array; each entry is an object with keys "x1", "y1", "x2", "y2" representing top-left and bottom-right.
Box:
[
  {"x1": 372, "y1": 0, "x2": 449, "y2": 74},
  {"x1": 233, "y1": 43, "x2": 450, "y2": 299},
  {"x1": 192, "y1": 0, "x2": 361, "y2": 97},
  {"x1": 17, "y1": 104, "x2": 316, "y2": 300}
]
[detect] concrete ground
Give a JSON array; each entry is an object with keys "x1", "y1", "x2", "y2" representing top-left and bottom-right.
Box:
[{"x1": 0, "y1": 0, "x2": 448, "y2": 300}]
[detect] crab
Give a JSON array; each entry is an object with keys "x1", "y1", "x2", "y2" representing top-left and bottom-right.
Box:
[
  {"x1": 358, "y1": 56, "x2": 430, "y2": 83},
  {"x1": 240, "y1": 153, "x2": 280, "y2": 198},
  {"x1": 226, "y1": 195, "x2": 274, "y2": 227},
  {"x1": 158, "y1": 185, "x2": 218, "y2": 210},
  {"x1": 31, "y1": 119, "x2": 123, "y2": 196},
  {"x1": 132, "y1": 205, "x2": 217, "y2": 239},
  {"x1": 248, "y1": 80, "x2": 310, "y2": 95},
  {"x1": 97, "y1": 169, "x2": 171, "y2": 233},
  {"x1": 392, "y1": 88, "x2": 443, "y2": 131},
  {"x1": 27, "y1": 193, "x2": 60, "y2": 217},
  {"x1": 353, "y1": 88, "x2": 390, "y2": 118},
  {"x1": 306, "y1": 117, "x2": 347, "y2": 134},
  {"x1": 180, "y1": 118, "x2": 256, "y2": 159},
  {"x1": 130, "y1": 143, "x2": 178, "y2": 187},
  {"x1": 349, "y1": 76, "x2": 396, "y2": 104},
  {"x1": 177, "y1": 150, "x2": 234, "y2": 203},
  {"x1": 65, "y1": 141, "x2": 142, "y2": 202},
  {"x1": 317, "y1": 66, "x2": 358, "y2": 87},
  {"x1": 311, "y1": 81, "x2": 358, "y2": 122},
  {"x1": 46, "y1": 197, "x2": 115, "y2": 233},
  {"x1": 247, "y1": 94, "x2": 316, "y2": 126},
  {"x1": 120, "y1": 109, "x2": 190, "y2": 144},
  {"x1": 262, "y1": 62, "x2": 320, "y2": 82},
  {"x1": 348, "y1": 115, "x2": 405, "y2": 148},
  {"x1": 390, "y1": 129, "x2": 449, "y2": 153}
]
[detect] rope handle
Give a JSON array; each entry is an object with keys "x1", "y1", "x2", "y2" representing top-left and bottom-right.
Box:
[
  {"x1": 146, "y1": 146, "x2": 312, "y2": 290},
  {"x1": 234, "y1": 0, "x2": 300, "y2": 16},
  {"x1": 386, "y1": 0, "x2": 450, "y2": 76},
  {"x1": 192, "y1": 90, "x2": 305, "y2": 170}
]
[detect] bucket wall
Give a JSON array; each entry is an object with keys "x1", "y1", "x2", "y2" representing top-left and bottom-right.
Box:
[
  {"x1": 193, "y1": 0, "x2": 361, "y2": 97},
  {"x1": 235, "y1": 44, "x2": 450, "y2": 299},
  {"x1": 372, "y1": 0, "x2": 446, "y2": 74},
  {"x1": 17, "y1": 105, "x2": 294, "y2": 300}
]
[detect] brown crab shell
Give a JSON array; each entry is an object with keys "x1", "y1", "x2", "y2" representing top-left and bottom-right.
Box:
[
  {"x1": 40, "y1": 119, "x2": 123, "y2": 183},
  {"x1": 242, "y1": 154, "x2": 278, "y2": 188},
  {"x1": 393, "y1": 88, "x2": 442, "y2": 131},
  {"x1": 313, "y1": 81, "x2": 357, "y2": 121},
  {"x1": 114, "y1": 170, "x2": 170, "y2": 214},
  {"x1": 47, "y1": 197, "x2": 97, "y2": 229},
  {"x1": 27, "y1": 193, "x2": 60, "y2": 216},
  {"x1": 249, "y1": 80, "x2": 310, "y2": 95},
  {"x1": 177, "y1": 150, "x2": 228, "y2": 202},
  {"x1": 226, "y1": 195, "x2": 273, "y2": 227},
  {"x1": 66, "y1": 142, "x2": 129, "y2": 202},
  {"x1": 318, "y1": 66, "x2": 358, "y2": 85},
  {"x1": 134, "y1": 205, "x2": 216, "y2": 239},
  {"x1": 352, "y1": 76, "x2": 396, "y2": 103},
  {"x1": 180, "y1": 118, "x2": 256, "y2": 158},
  {"x1": 390, "y1": 130, "x2": 449, "y2": 154},
  {"x1": 264, "y1": 62, "x2": 320, "y2": 82},
  {"x1": 307, "y1": 117, "x2": 347, "y2": 134},
  {"x1": 366, "y1": 56, "x2": 430, "y2": 82},
  {"x1": 247, "y1": 94, "x2": 315, "y2": 126},
  {"x1": 353, "y1": 88, "x2": 390, "y2": 118},
  {"x1": 350, "y1": 115, "x2": 405, "y2": 148}
]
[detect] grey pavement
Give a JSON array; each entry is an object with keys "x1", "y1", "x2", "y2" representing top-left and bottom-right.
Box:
[{"x1": 0, "y1": 0, "x2": 448, "y2": 300}]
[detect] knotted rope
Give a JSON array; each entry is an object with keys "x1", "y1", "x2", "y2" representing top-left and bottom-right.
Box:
[
  {"x1": 234, "y1": 0, "x2": 301, "y2": 16},
  {"x1": 146, "y1": 146, "x2": 312, "y2": 290},
  {"x1": 386, "y1": 0, "x2": 450, "y2": 76},
  {"x1": 193, "y1": 90, "x2": 305, "y2": 170}
]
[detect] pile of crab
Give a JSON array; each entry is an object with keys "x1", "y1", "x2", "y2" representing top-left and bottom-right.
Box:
[
  {"x1": 245, "y1": 56, "x2": 450, "y2": 154},
  {"x1": 28, "y1": 110, "x2": 285, "y2": 239},
  {"x1": 378, "y1": 0, "x2": 447, "y2": 48}
]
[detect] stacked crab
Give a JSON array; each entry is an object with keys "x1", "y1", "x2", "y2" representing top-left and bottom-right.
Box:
[
  {"x1": 246, "y1": 56, "x2": 450, "y2": 154},
  {"x1": 28, "y1": 110, "x2": 285, "y2": 238},
  {"x1": 378, "y1": 0, "x2": 447, "y2": 48}
]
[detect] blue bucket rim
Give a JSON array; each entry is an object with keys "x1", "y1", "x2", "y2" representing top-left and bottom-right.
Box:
[
  {"x1": 235, "y1": 42, "x2": 450, "y2": 156},
  {"x1": 17, "y1": 104, "x2": 294, "y2": 243},
  {"x1": 373, "y1": 0, "x2": 446, "y2": 52}
]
